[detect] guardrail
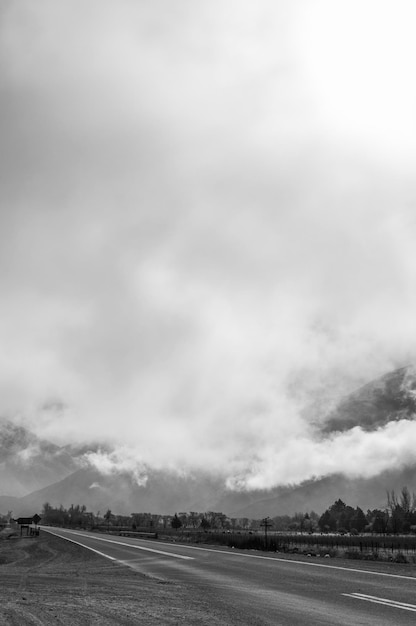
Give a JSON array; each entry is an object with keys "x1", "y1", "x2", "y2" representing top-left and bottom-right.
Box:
[{"x1": 117, "y1": 531, "x2": 158, "y2": 539}]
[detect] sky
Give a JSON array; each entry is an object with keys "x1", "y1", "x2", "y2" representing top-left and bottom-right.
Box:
[{"x1": 1, "y1": 0, "x2": 416, "y2": 489}]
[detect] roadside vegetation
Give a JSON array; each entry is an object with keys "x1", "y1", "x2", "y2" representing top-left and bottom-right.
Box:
[
  {"x1": 36, "y1": 485, "x2": 416, "y2": 535},
  {"x1": 5, "y1": 485, "x2": 416, "y2": 564}
]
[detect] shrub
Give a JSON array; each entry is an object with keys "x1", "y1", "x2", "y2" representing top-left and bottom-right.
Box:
[
  {"x1": 394, "y1": 552, "x2": 408, "y2": 564},
  {"x1": 344, "y1": 550, "x2": 363, "y2": 560}
]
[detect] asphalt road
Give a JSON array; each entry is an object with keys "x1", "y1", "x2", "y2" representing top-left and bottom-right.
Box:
[{"x1": 43, "y1": 527, "x2": 416, "y2": 625}]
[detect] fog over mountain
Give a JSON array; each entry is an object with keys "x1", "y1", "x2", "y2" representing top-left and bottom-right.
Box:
[
  {"x1": 1, "y1": 1, "x2": 416, "y2": 500},
  {"x1": 322, "y1": 366, "x2": 416, "y2": 434},
  {"x1": 0, "y1": 419, "x2": 76, "y2": 497},
  {"x1": 2, "y1": 366, "x2": 416, "y2": 517}
]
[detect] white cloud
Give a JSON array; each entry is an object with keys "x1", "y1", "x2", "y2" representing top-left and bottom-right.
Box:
[
  {"x1": 294, "y1": 0, "x2": 416, "y2": 171},
  {"x1": 82, "y1": 449, "x2": 149, "y2": 486},
  {"x1": 1, "y1": 0, "x2": 416, "y2": 489},
  {"x1": 88, "y1": 482, "x2": 104, "y2": 490},
  {"x1": 227, "y1": 419, "x2": 416, "y2": 490}
]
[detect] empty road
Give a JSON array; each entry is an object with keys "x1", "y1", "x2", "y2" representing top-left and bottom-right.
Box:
[{"x1": 43, "y1": 527, "x2": 416, "y2": 625}]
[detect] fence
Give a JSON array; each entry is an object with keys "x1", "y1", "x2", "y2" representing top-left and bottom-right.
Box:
[
  {"x1": 184, "y1": 530, "x2": 416, "y2": 560},
  {"x1": 86, "y1": 524, "x2": 416, "y2": 561}
]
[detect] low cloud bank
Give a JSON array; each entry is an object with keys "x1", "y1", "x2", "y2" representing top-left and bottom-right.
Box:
[
  {"x1": 79, "y1": 418, "x2": 416, "y2": 491},
  {"x1": 226, "y1": 419, "x2": 416, "y2": 490}
]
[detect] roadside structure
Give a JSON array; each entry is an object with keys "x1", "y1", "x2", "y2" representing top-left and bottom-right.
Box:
[{"x1": 15, "y1": 514, "x2": 41, "y2": 536}]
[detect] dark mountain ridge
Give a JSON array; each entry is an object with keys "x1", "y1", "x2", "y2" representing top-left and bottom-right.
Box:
[{"x1": 322, "y1": 365, "x2": 416, "y2": 434}]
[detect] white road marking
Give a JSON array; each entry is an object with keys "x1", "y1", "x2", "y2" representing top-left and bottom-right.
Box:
[
  {"x1": 343, "y1": 592, "x2": 416, "y2": 612},
  {"x1": 44, "y1": 528, "x2": 416, "y2": 580},
  {"x1": 46, "y1": 532, "x2": 117, "y2": 561},
  {"x1": 44, "y1": 528, "x2": 194, "y2": 560},
  {"x1": 137, "y1": 538, "x2": 416, "y2": 581}
]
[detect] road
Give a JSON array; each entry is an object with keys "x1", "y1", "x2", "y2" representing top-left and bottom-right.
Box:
[{"x1": 43, "y1": 527, "x2": 416, "y2": 625}]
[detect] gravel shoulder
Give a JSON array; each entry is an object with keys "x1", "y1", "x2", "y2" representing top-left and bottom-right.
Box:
[{"x1": 0, "y1": 531, "x2": 228, "y2": 625}]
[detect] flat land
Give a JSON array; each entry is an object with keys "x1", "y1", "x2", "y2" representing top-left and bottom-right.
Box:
[
  {"x1": 0, "y1": 532, "x2": 229, "y2": 625},
  {"x1": 2, "y1": 530, "x2": 416, "y2": 625}
]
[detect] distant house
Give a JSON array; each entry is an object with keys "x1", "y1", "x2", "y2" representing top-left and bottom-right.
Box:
[{"x1": 15, "y1": 514, "x2": 41, "y2": 536}]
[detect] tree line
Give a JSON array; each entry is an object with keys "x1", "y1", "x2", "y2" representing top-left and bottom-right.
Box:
[
  {"x1": 318, "y1": 487, "x2": 416, "y2": 535},
  {"x1": 40, "y1": 486, "x2": 416, "y2": 535}
]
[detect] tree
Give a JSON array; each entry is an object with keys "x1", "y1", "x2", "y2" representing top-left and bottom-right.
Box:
[
  {"x1": 178, "y1": 513, "x2": 188, "y2": 528},
  {"x1": 204, "y1": 511, "x2": 228, "y2": 529},
  {"x1": 238, "y1": 517, "x2": 250, "y2": 530},
  {"x1": 189, "y1": 512, "x2": 201, "y2": 528},
  {"x1": 318, "y1": 509, "x2": 335, "y2": 532},
  {"x1": 386, "y1": 487, "x2": 416, "y2": 534},
  {"x1": 301, "y1": 513, "x2": 311, "y2": 533},
  {"x1": 171, "y1": 513, "x2": 182, "y2": 531},
  {"x1": 131, "y1": 513, "x2": 154, "y2": 528},
  {"x1": 104, "y1": 509, "x2": 112, "y2": 532},
  {"x1": 330, "y1": 499, "x2": 346, "y2": 514},
  {"x1": 387, "y1": 490, "x2": 405, "y2": 534},
  {"x1": 200, "y1": 517, "x2": 210, "y2": 531},
  {"x1": 368, "y1": 509, "x2": 389, "y2": 534},
  {"x1": 319, "y1": 499, "x2": 361, "y2": 533},
  {"x1": 350, "y1": 507, "x2": 367, "y2": 533},
  {"x1": 271, "y1": 515, "x2": 292, "y2": 531}
]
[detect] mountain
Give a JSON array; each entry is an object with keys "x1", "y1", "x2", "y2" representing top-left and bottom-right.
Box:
[
  {"x1": 1, "y1": 465, "x2": 273, "y2": 518},
  {"x1": 322, "y1": 365, "x2": 416, "y2": 433},
  {"x1": 230, "y1": 468, "x2": 416, "y2": 519},
  {"x1": 0, "y1": 419, "x2": 78, "y2": 497},
  {"x1": 5, "y1": 463, "x2": 416, "y2": 520},
  {"x1": 2, "y1": 365, "x2": 416, "y2": 519}
]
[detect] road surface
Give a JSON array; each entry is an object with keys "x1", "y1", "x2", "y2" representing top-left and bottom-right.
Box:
[{"x1": 43, "y1": 527, "x2": 416, "y2": 625}]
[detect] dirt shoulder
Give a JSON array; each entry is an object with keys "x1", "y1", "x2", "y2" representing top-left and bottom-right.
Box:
[{"x1": 0, "y1": 532, "x2": 228, "y2": 625}]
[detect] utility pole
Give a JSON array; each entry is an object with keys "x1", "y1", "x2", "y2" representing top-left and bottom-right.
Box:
[{"x1": 260, "y1": 517, "x2": 273, "y2": 549}]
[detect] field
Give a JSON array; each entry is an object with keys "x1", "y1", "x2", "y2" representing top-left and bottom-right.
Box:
[
  {"x1": 0, "y1": 531, "x2": 228, "y2": 625},
  {"x1": 171, "y1": 529, "x2": 416, "y2": 562}
]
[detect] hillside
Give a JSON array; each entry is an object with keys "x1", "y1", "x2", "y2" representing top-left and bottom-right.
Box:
[
  {"x1": 2, "y1": 365, "x2": 416, "y2": 519},
  {"x1": 5, "y1": 463, "x2": 416, "y2": 520},
  {"x1": 2, "y1": 466, "x2": 268, "y2": 518},
  {"x1": 322, "y1": 365, "x2": 416, "y2": 433},
  {"x1": 0, "y1": 419, "x2": 78, "y2": 497},
  {"x1": 230, "y1": 467, "x2": 416, "y2": 519}
]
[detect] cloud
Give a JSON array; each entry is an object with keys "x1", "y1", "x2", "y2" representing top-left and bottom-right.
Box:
[
  {"x1": 14, "y1": 442, "x2": 43, "y2": 464},
  {"x1": 1, "y1": 0, "x2": 416, "y2": 489},
  {"x1": 82, "y1": 449, "x2": 149, "y2": 486},
  {"x1": 294, "y1": 0, "x2": 416, "y2": 171},
  {"x1": 88, "y1": 482, "x2": 104, "y2": 490},
  {"x1": 227, "y1": 419, "x2": 416, "y2": 490}
]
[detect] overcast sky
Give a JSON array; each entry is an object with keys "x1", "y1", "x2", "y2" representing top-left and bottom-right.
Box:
[{"x1": 2, "y1": 0, "x2": 416, "y2": 488}]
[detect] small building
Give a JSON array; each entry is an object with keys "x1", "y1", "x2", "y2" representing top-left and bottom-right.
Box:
[{"x1": 16, "y1": 514, "x2": 41, "y2": 536}]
